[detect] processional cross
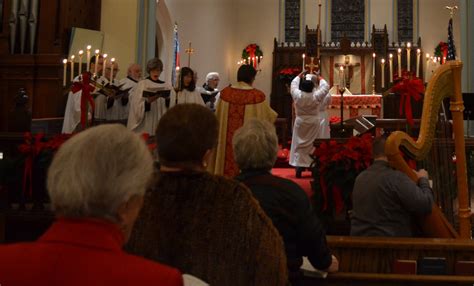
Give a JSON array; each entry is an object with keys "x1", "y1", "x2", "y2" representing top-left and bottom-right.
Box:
[
  {"x1": 445, "y1": 5, "x2": 458, "y2": 18},
  {"x1": 305, "y1": 57, "x2": 318, "y2": 73},
  {"x1": 185, "y1": 42, "x2": 194, "y2": 67}
]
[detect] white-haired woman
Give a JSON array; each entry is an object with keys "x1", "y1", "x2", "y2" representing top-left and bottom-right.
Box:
[
  {"x1": 197, "y1": 72, "x2": 220, "y2": 111},
  {"x1": 233, "y1": 119, "x2": 339, "y2": 284},
  {"x1": 0, "y1": 124, "x2": 183, "y2": 286}
]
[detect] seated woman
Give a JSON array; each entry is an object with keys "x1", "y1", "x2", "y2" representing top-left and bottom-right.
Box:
[
  {"x1": 232, "y1": 119, "x2": 339, "y2": 282},
  {"x1": 126, "y1": 104, "x2": 288, "y2": 286},
  {"x1": 175, "y1": 67, "x2": 205, "y2": 106},
  {"x1": 0, "y1": 124, "x2": 183, "y2": 285}
]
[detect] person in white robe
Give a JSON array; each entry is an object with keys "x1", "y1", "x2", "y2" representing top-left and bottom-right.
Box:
[
  {"x1": 107, "y1": 63, "x2": 141, "y2": 121},
  {"x1": 289, "y1": 72, "x2": 330, "y2": 177},
  {"x1": 62, "y1": 56, "x2": 104, "y2": 133},
  {"x1": 175, "y1": 67, "x2": 205, "y2": 106},
  {"x1": 317, "y1": 78, "x2": 332, "y2": 139},
  {"x1": 196, "y1": 72, "x2": 220, "y2": 111},
  {"x1": 127, "y1": 58, "x2": 176, "y2": 135}
]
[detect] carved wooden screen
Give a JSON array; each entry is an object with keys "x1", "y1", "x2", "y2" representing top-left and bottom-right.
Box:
[
  {"x1": 397, "y1": 0, "x2": 413, "y2": 42},
  {"x1": 331, "y1": 0, "x2": 365, "y2": 42},
  {"x1": 285, "y1": 0, "x2": 300, "y2": 42}
]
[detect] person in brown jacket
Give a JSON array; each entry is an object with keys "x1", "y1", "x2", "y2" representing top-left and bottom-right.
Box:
[{"x1": 126, "y1": 104, "x2": 288, "y2": 286}]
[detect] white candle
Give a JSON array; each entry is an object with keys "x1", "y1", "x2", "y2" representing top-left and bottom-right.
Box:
[
  {"x1": 398, "y1": 48, "x2": 402, "y2": 77},
  {"x1": 78, "y1": 50, "x2": 84, "y2": 75},
  {"x1": 416, "y1": 49, "x2": 421, "y2": 77},
  {"x1": 94, "y1": 49, "x2": 100, "y2": 76},
  {"x1": 70, "y1": 55, "x2": 75, "y2": 82},
  {"x1": 372, "y1": 53, "x2": 376, "y2": 77},
  {"x1": 339, "y1": 66, "x2": 344, "y2": 86},
  {"x1": 86, "y1": 45, "x2": 91, "y2": 72},
  {"x1": 425, "y1": 53, "x2": 430, "y2": 84},
  {"x1": 302, "y1": 53, "x2": 306, "y2": 71},
  {"x1": 62, "y1": 59, "x2": 67, "y2": 87},
  {"x1": 110, "y1": 58, "x2": 115, "y2": 80},
  {"x1": 381, "y1": 59, "x2": 385, "y2": 88},
  {"x1": 102, "y1": 54, "x2": 108, "y2": 80},
  {"x1": 443, "y1": 56, "x2": 447, "y2": 64},
  {"x1": 407, "y1": 42, "x2": 411, "y2": 72},
  {"x1": 389, "y1": 54, "x2": 393, "y2": 83}
]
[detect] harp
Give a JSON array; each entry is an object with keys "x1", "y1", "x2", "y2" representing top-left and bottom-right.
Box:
[{"x1": 385, "y1": 60, "x2": 470, "y2": 238}]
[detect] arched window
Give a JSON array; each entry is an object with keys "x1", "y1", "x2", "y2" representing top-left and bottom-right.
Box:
[
  {"x1": 397, "y1": 0, "x2": 413, "y2": 42},
  {"x1": 284, "y1": 0, "x2": 301, "y2": 42},
  {"x1": 331, "y1": 0, "x2": 365, "y2": 42}
]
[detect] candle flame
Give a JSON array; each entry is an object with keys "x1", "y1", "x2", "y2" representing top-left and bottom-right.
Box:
[
  {"x1": 398, "y1": 48, "x2": 402, "y2": 53},
  {"x1": 87, "y1": 45, "x2": 92, "y2": 50},
  {"x1": 71, "y1": 55, "x2": 75, "y2": 60},
  {"x1": 417, "y1": 49, "x2": 421, "y2": 54},
  {"x1": 426, "y1": 53, "x2": 430, "y2": 58},
  {"x1": 78, "y1": 50, "x2": 84, "y2": 55},
  {"x1": 389, "y1": 53, "x2": 393, "y2": 59},
  {"x1": 62, "y1": 59, "x2": 68, "y2": 64},
  {"x1": 407, "y1": 42, "x2": 411, "y2": 48},
  {"x1": 95, "y1": 49, "x2": 100, "y2": 54},
  {"x1": 381, "y1": 59, "x2": 385, "y2": 64},
  {"x1": 302, "y1": 53, "x2": 305, "y2": 58},
  {"x1": 103, "y1": 54, "x2": 108, "y2": 58},
  {"x1": 339, "y1": 66, "x2": 343, "y2": 71},
  {"x1": 111, "y1": 58, "x2": 115, "y2": 62}
]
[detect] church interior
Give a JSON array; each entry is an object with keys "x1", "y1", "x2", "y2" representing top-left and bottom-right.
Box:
[{"x1": 1, "y1": 0, "x2": 474, "y2": 285}]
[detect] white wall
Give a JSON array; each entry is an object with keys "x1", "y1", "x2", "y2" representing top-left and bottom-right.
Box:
[{"x1": 100, "y1": 0, "x2": 139, "y2": 79}]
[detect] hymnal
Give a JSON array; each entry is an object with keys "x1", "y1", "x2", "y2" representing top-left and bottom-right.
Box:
[
  {"x1": 455, "y1": 261, "x2": 474, "y2": 275},
  {"x1": 393, "y1": 259, "x2": 417, "y2": 275},
  {"x1": 417, "y1": 257, "x2": 447, "y2": 275},
  {"x1": 142, "y1": 89, "x2": 171, "y2": 99}
]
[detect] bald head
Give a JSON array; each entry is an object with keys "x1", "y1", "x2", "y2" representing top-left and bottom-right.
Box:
[{"x1": 127, "y1": 64, "x2": 142, "y2": 81}]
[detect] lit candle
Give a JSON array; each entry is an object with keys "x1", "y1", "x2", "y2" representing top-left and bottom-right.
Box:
[
  {"x1": 416, "y1": 49, "x2": 421, "y2": 77},
  {"x1": 78, "y1": 50, "x2": 84, "y2": 75},
  {"x1": 70, "y1": 55, "x2": 75, "y2": 82},
  {"x1": 425, "y1": 53, "x2": 430, "y2": 84},
  {"x1": 381, "y1": 59, "x2": 385, "y2": 88},
  {"x1": 407, "y1": 42, "x2": 411, "y2": 72},
  {"x1": 62, "y1": 59, "x2": 67, "y2": 87},
  {"x1": 94, "y1": 49, "x2": 100, "y2": 76},
  {"x1": 302, "y1": 53, "x2": 306, "y2": 71},
  {"x1": 389, "y1": 54, "x2": 393, "y2": 83},
  {"x1": 86, "y1": 45, "x2": 91, "y2": 72},
  {"x1": 110, "y1": 58, "x2": 115, "y2": 80},
  {"x1": 443, "y1": 56, "x2": 446, "y2": 64},
  {"x1": 102, "y1": 54, "x2": 108, "y2": 79},
  {"x1": 397, "y1": 48, "x2": 402, "y2": 77},
  {"x1": 340, "y1": 66, "x2": 344, "y2": 87},
  {"x1": 372, "y1": 53, "x2": 376, "y2": 77}
]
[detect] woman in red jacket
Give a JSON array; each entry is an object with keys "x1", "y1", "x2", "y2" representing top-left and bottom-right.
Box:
[{"x1": 0, "y1": 124, "x2": 183, "y2": 286}]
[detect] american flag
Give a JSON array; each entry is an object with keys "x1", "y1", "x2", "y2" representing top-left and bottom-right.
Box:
[
  {"x1": 171, "y1": 23, "x2": 180, "y2": 85},
  {"x1": 446, "y1": 18, "x2": 456, "y2": 60}
]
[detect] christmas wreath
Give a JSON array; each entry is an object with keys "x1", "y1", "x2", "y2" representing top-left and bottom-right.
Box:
[{"x1": 242, "y1": 44, "x2": 263, "y2": 68}]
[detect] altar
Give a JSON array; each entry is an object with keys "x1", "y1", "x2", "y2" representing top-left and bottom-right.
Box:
[{"x1": 328, "y1": 93, "x2": 383, "y2": 119}]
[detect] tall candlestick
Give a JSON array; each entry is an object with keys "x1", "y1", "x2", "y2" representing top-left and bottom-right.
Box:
[
  {"x1": 86, "y1": 45, "x2": 91, "y2": 72},
  {"x1": 302, "y1": 53, "x2": 306, "y2": 71},
  {"x1": 397, "y1": 48, "x2": 402, "y2": 77},
  {"x1": 389, "y1": 54, "x2": 393, "y2": 83},
  {"x1": 78, "y1": 50, "x2": 84, "y2": 75},
  {"x1": 94, "y1": 49, "x2": 100, "y2": 76},
  {"x1": 416, "y1": 49, "x2": 421, "y2": 77},
  {"x1": 425, "y1": 53, "x2": 430, "y2": 84},
  {"x1": 372, "y1": 53, "x2": 376, "y2": 77},
  {"x1": 62, "y1": 59, "x2": 67, "y2": 87},
  {"x1": 102, "y1": 54, "x2": 108, "y2": 80},
  {"x1": 443, "y1": 56, "x2": 446, "y2": 64},
  {"x1": 381, "y1": 59, "x2": 385, "y2": 88},
  {"x1": 70, "y1": 55, "x2": 75, "y2": 82},
  {"x1": 110, "y1": 58, "x2": 115, "y2": 80},
  {"x1": 407, "y1": 42, "x2": 411, "y2": 72},
  {"x1": 339, "y1": 66, "x2": 344, "y2": 87}
]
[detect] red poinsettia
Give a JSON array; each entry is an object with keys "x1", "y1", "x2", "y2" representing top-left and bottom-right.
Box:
[
  {"x1": 278, "y1": 67, "x2": 301, "y2": 82},
  {"x1": 390, "y1": 70, "x2": 424, "y2": 126},
  {"x1": 329, "y1": 116, "x2": 341, "y2": 124},
  {"x1": 312, "y1": 134, "x2": 373, "y2": 215}
]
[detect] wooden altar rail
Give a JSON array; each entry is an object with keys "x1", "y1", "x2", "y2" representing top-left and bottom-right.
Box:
[{"x1": 321, "y1": 236, "x2": 474, "y2": 286}]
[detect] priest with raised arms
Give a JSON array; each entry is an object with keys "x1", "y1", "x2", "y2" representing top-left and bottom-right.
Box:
[
  {"x1": 209, "y1": 64, "x2": 277, "y2": 177},
  {"x1": 127, "y1": 58, "x2": 176, "y2": 135}
]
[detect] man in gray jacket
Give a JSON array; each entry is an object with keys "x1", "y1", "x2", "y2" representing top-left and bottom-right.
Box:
[{"x1": 351, "y1": 136, "x2": 433, "y2": 237}]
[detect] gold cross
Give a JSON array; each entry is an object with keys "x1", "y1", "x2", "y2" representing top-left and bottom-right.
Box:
[
  {"x1": 445, "y1": 5, "x2": 458, "y2": 18},
  {"x1": 305, "y1": 57, "x2": 318, "y2": 73},
  {"x1": 185, "y1": 42, "x2": 194, "y2": 67}
]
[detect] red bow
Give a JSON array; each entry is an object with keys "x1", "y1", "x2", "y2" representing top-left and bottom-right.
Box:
[
  {"x1": 18, "y1": 133, "x2": 45, "y2": 198},
  {"x1": 71, "y1": 73, "x2": 95, "y2": 129},
  {"x1": 391, "y1": 71, "x2": 424, "y2": 126}
]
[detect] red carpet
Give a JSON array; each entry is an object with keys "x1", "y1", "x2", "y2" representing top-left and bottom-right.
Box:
[{"x1": 271, "y1": 168, "x2": 313, "y2": 197}]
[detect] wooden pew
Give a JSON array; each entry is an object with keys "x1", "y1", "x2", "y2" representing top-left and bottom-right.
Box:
[{"x1": 322, "y1": 236, "x2": 474, "y2": 286}]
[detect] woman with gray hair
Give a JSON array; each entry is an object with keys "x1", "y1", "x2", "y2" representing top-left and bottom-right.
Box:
[
  {"x1": 233, "y1": 119, "x2": 339, "y2": 284},
  {"x1": 128, "y1": 57, "x2": 177, "y2": 134},
  {"x1": 0, "y1": 124, "x2": 183, "y2": 286}
]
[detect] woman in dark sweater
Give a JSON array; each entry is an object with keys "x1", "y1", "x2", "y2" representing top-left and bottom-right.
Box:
[
  {"x1": 126, "y1": 104, "x2": 288, "y2": 286},
  {"x1": 233, "y1": 119, "x2": 339, "y2": 282}
]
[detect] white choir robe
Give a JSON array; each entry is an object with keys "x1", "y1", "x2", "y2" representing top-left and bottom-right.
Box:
[
  {"x1": 317, "y1": 87, "x2": 332, "y2": 139},
  {"x1": 196, "y1": 86, "x2": 220, "y2": 111},
  {"x1": 106, "y1": 77, "x2": 138, "y2": 120},
  {"x1": 127, "y1": 78, "x2": 176, "y2": 135},
  {"x1": 94, "y1": 76, "x2": 109, "y2": 120},
  {"x1": 62, "y1": 75, "x2": 94, "y2": 134},
  {"x1": 289, "y1": 77, "x2": 330, "y2": 167},
  {"x1": 175, "y1": 89, "x2": 205, "y2": 106}
]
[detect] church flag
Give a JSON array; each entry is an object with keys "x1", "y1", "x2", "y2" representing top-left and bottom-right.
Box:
[
  {"x1": 447, "y1": 18, "x2": 456, "y2": 60},
  {"x1": 171, "y1": 23, "x2": 180, "y2": 85}
]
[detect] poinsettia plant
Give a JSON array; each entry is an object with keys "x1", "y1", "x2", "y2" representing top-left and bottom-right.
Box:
[
  {"x1": 390, "y1": 70, "x2": 425, "y2": 126},
  {"x1": 311, "y1": 134, "x2": 373, "y2": 223},
  {"x1": 278, "y1": 67, "x2": 301, "y2": 83}
]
